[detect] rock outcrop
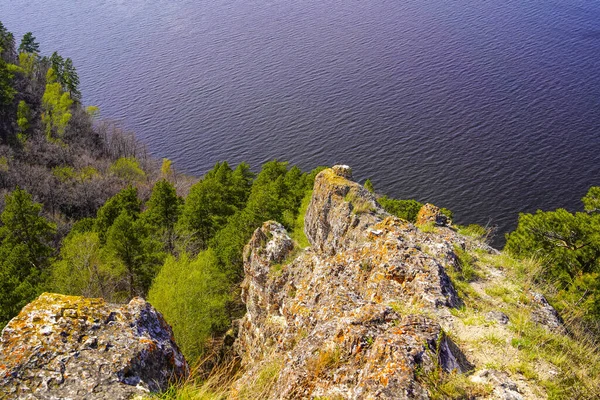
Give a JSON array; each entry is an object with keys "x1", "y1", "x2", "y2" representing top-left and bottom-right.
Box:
[
  {"x1": 234, "y1": 166, "x2": 478, "y2": 399},
  {"x1": 0, "y1": 293, "x2": 188, "y2": 399},
  {"x1": 416, "y1": 203, "x2": 449, "y2": 227}
]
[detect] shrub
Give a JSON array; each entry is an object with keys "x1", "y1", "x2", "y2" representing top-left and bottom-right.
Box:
[
  {"x1": 378, "y1": 196, "x2": 423, "y2": 222},
  {"x1": 148, "y1": 250, "x2": 231, "y2": 363}
]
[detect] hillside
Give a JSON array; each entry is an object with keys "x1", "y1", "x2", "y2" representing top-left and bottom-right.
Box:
[
  {"x1": 175, "y1": 166, "x2": 600, "y2": 399},
  {"x1": 1, "y1": 165, "x2": 599, "y2": 399}
]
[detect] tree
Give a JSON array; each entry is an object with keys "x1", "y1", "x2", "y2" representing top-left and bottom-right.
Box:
[
  {"x1": 41, "y1": 67, "x2": 73, "y2": 140},
  {"x1": 51, "y1": 231, "x2": 124, "y2": 301},
  {"x1": 18, "y1": 32, "x2": 39, "y2": 54},
  {"x1": 148, "y1": 250, "x2": 231, "y2": 362},
  {"x1": 16, "y1": 100, "x2": 31, "y2": 140},
  {"x1": 0, "y1": 22, "x2": 16, "y2": 63},
  {"x1": 177, "y1": 162, "x2": 243, "y2": 251},
  {"x1": 142, "y1": 179, "x2": 182, "y2": 251},
  {"x1": 104, "y1": 211, "x2": 163, "y2": 298},
  {"x1": 0, "y1": 55, "x2": 16, "y2": 140},
  {"x1": 0, "y1": 188, "x2": 55, "y2": 326},
  {"x1": 583, "y1": 187, "x2": 600, "y2": 214},
  {"x1": 49, "y1": 52, "x2": 64, "y2": 79},
  {"x1": 109, "y1": 157, "x2": 146, "y2": 182},
  {"x1": 63, "y1": 58, "x2": 81, "y2": 100},
  {"x1": 94, "y1": 186, "x2": 141, "y2": 243},
  {"x1": 505, "y1": 187, "x2": 600, "y2": 327}
]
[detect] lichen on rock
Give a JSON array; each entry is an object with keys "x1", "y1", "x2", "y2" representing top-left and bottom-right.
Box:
[
  {"x1": 234, "y1": 166, "x2": 476, "y2": 399},
  {"x1": 0, "y1": 293, "x2": 188, "y2": 399}
]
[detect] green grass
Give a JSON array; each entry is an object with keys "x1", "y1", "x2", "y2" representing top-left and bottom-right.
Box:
[
  {"x1": 344, "y1": 188, "x2": 375, "y2": 215},
  {"x1": 456, "y1": 224, "x2": 489, "y2": 241},
  {"x1": 290, "y1": 190, "x2": 312, "y2": 248}
]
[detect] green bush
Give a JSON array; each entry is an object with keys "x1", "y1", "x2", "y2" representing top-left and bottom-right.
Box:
[
  {"x1": 148, "y1": 250, "x2": 231, "y2": 363},
  {"x1": 505, "y1": 187, "x2": 600, "y2": 327},
  {"x1": 378, "y1": 196, "x2": 423, "y2": 222}
]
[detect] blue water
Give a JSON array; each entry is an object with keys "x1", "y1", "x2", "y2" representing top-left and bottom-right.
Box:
[{"x1": 3, "y1": 0, "x2": 600, "y2": 245}]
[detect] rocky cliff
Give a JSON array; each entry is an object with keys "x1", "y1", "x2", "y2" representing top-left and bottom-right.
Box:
[
  {"x1": 232, "y1": 166, "x2": 566, "y2": 399},
  {"x1": 1, "y1": 165, "x2": 587, "y2": 399},
  {"x1": 0, "y1": 293, "x2": 188, "y2": 399}
]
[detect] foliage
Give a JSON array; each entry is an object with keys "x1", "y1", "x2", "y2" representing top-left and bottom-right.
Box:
[
  {"x1": 104, "y1": 210, "x2": 163, "y2": 298},
  {"x1": 505, "y1": 187, "x2": 600, "y2": 326},
  {"x1": 378, "y1": 196, "x2": 423, "y2": 222},
  {"x1": 142, "y1": 179, "x2": 182, "y2": 251},
  {"x1": 210, "y1": 161, "x2": 315, "y2": 281},
  {"x1": 16, "y1": 100, "x2": 31, "y2": 139},
  {"x1": 177, "y1": 162, "x2": 250, "y2": 252},
  {"x1": 94, "y1": 186, "x2": 141, "y2": 243},
  {"x1": 148, "y1": 250, "x2": 231, "y2": 363},
  {"x1": 42, "y1": 67, "x2": 73, "y2": 140},
  {"x1": 0, "y1": 22, "x2": 16, "y2": 63},
  {"x1": 364, "y1": 178, "x2": 374, "y2": 193},
  {"x1": 51, "y1": 231, "x2": 124, "y2": 301},
  {"x1": 18, "y1": 32, "x2": 39, "y2": 54},
  {"x1": 109, "y1": 156, "x2": 146, "y2": 182},
  {"x1": 0, "y1": 188, "x2": 55, "y2": 327}
]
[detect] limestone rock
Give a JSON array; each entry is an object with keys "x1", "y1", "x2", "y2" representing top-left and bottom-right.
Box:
[
  {"x1": 416, "y1": 203, "x2": 449, "y2": 227},
  {"x1": 530, "y1": 292, "x2": 565, "y2": 333},
  {"x1": 0, "y1": 293, "x2": 188, "y2": 399},
  {"x1": 234, "y1": 167, "x2": 473, "y2": 399},
  {"x1": 304, "y1": 165, "x2": 387, "y2": 255}
]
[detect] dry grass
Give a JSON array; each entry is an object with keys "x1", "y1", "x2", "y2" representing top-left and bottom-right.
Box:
[{"x1": 152, "y1": 354, "x2": 282, "y2": 400}]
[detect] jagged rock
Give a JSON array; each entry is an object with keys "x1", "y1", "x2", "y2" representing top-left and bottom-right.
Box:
[
  {"x1": 530, "y1": 292, "x2": 565, "y2": 333},
  {"x1": 0, "y1": 293, "x2": 188, "y2": 399},
  {"x1": 416, "y1": 203, "x2": 449, "y2": 227},
  {"x1": 304, "y1": 166, "x2": 387, "y2": 256},
  {"x1": 234, "y1": 166, "x2": 472, "y2": 399}
]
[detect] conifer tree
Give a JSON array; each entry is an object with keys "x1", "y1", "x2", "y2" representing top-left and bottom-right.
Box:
[
  {"x1": 18, "y1": 32, "x2": 39, "y2": 54},
  {"x1": 94, "y1": 186, "x2": 141, "y2": 244},
  {"x1": 63, "y1": 58, "x2": 81, "y2": 100},
  {"x1": 0, "y1": 188, "x2": 55, "y2": 327},
  {"x1": 0, "y1": 22, "x2": 16, "y2": 63},
  {"x1": 142, "y1": 179, "x2": 182, "y2": 251}
]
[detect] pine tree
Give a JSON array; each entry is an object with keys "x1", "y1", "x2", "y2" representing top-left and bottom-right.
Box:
[
  {"x1": 49, "y1": 52, "x2": 64, "y2": 81},
  {"x1": 63, "y1": 58, "x2": 81, "y2": 100},
  {"x1": 94, "y1": 186, "x2": 141, "y2": 244},
  {"x1": 18, "y1": 32, "x2": 39, "y2": 54},
  {"x1": 0, "y1": 188, "x2": 56, "y2": 327},
  {"x1": 142, "y1": 179, "x2": 182, "y2": 251},
  {"x1": 0, "y1": 22, "x2": 16, "y2": 63}
]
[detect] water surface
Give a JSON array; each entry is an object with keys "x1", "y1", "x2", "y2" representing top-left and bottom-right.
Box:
[{"x1": 3, "y1": 0, "x2": 600, "y2": 245}]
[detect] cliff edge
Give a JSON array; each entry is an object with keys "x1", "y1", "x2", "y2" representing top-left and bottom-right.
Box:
[{"x1": 233, "y1": 166, "x2": 570, "y2": 399}]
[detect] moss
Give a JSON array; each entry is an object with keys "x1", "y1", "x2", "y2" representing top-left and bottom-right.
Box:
[{"x1": 418, "y1": 222, "x2": 437, "y2": 233}]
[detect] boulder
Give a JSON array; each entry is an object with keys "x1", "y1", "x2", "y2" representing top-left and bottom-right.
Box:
[{"x1": 0, "y1": 293, "x2": 188, "y2": 399}]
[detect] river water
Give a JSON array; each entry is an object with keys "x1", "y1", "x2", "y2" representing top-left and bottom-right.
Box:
[{"x1": 3, "y1": 0, "x2": 600, "y2": 245}]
